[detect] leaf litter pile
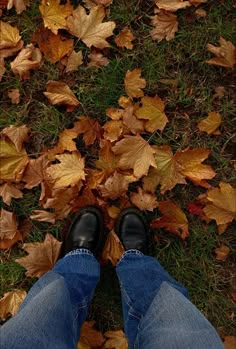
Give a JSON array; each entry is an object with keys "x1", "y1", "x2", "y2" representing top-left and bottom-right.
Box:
[{"x1": 0, "y1": 0, "x2": 236, "y2": 347}]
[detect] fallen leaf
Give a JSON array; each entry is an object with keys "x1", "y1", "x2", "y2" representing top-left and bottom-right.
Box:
[
  {"x1": 77, "y1": 321, "x2": 105, "y2": 349},
  {"x1": 151, "y1": 10, "x2": 178, "y2": 42},
  {"x1": 0, "y1": 20, "x2": 21, "y2": 49},
  {"x1": 122, "y1": 106, "x2": 145, "y2": 134},
  {"x1": 203, "y1": 182, "x2": 236, "y2": 226},
  {"x1": 124, "y1": 69, "x2": 146, "y2": 99},
  {"x1": 103, "y1": 330, "x2": 128, "y2": 349},
  {"x1": 98, "y1": 171, "x2": 135, "y2": 199},
  {"x1": 112, "y1": 135, "x2": 156, "y2": 178},
  {"x1": 189, "y1": 0, "x2": 207, "y2": 6},
  {"x1": 46, "y1": 151, "x2": 85, "y2": 188},
  {"x1": 72, "y1": 187, "x2": 97, "y2": 212},
  {"x1": 135, "y1": 95, "x2": 168, "y2": 132},
  {"x1": 0, "y1": 209, "x2": 18, "y2": 240},
  {"x1": 87, "y1": 51, "x2": 109, "y2": 67},
  {"x1": 1, "y1": 124, "x2": 29, "y2": 151},
  {"x1": 103, "y1": 120, "x2": 124, "y2": 142},
  {"x1": 73, "y1": 116, "x2": 103, "y2": 146},
  {"x1": 8, "y1": 88, "x2": 20, "y2": 104},
  {"x1": 151, "y1": 201, "x2": 189, "y2": 240},
  {"x1": 198, "y1": 112, "x2": 222, "y2": 134},
  {"x1": 215, "y1": 244, "x2": 230, "y2": 261},
  {"x1": 187, "y1": 201, "x2": 204, "y2": 216},
  {"x1": 0, "y1": 58, "x2": 6, "y2": 81},
  {"x1": 106, "y1": 107, "x2": 124, "y2": 120},
  {"x1": 101, "y1": 230, "x2": 125, "y2": 266},
  {"x1": 23, "y1": 154, "x2": 50, "y2": 189},
  {"x1": 0, "y1": 290, "x2": 27, "y2": 320},
  {"x1": 118, "y1": 96, "x2": 132, "y2": 108},
  {"x1": 195, "y1": 8, "x2": 207, "y2": 18},
  {"x1": 83, "y1": 0, "x2": 113, "y2": 8},
  {"x1": 0, "y1": 183, "x2": 23, "y2": 205},
  {"x1": 67, "y1": 5, "x2": 116, "y2": 48},
  {"x1": 130, "y1": 187, "x2": 158, "y2": 211},
  {"x1": 7, "y1": 0, "x2": 29, "y2": 14},
  {"x1": 15, "y1": 233, "x2": 62, "y2": 277},
  {"x1": 223, "y1": 336, "x2": 236, "y2": 349},
  {"x1": 66, "y1": 50, "x2": 83, "y2": 72},
  {"x1": 44, "y1": 80, "x2": 80, "y2": 112},
  {"x1": 48, "y1": 128, "x2": 78, "y2": 156},
  {"x1": 206, "y1": 37, "x2": 236, "y2": 69},
  {"x1": 155, "y1": 0, "x2": 191, "y2": 12},
  {"x1": 115, "y1": 26, "x2": 135, "y2": 49},
  {"x1": 39, "y1": 0, "x2": 73, "y2": 35},
  {"x1": 0, "y1": 139, "x2": 29, "y2": 181},
  {"x1": 10, "y1": 44, "x2": 42, "y2": 80},
  {"x1": 30, "y1": 210, "x2": 56, "y2": 223},
  {"x1": 0, "y1": 39, "x2": 24, "y2": 59},
  {"x1": 0, "y1": 0, "x2": 8, "y2": 8}
]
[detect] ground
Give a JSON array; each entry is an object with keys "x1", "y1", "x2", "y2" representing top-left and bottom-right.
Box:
[{"x1": 0, "y1": 0, "x2": 236, "y2": 338}]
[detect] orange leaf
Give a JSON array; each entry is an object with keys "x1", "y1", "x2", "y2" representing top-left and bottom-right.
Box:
[
  {"x1": 115, "y1": 26, "x2": 135, "y2": 49},
  {"x1": 101, "y1": 230, "x2": 125, "y2": 266},
  {"x1": 130, "y1": 187, "x2": 158, "y2": 211},
  {"x1": 103, "y1": 120, "x2": 124, "y2": 142},
  {"x1": 1, "y1": 124, "x2": 29, "y2": 151},
  {"x1": 15, "y1": 233, "x2": 62, "y2": 278},
  {"x1": 150, "y1": 10, "x2": 178, "y2": 42},
  {"x1": 0, "y1": 290, "x2": 27, "y2": 320},
  {"x1": 98, "y1": 171, "x2": 136, "y2": 199},
  {"x1": 73, "y1": 116, "x2": 102, "y2": 146},
  {"x1": 30, "y1": 210, "x2": 56, "y2": 223},
  {"x1": 0, "y1": 209, "x2": 18, "y2": 240},
  {"x1": 0, "y1": 20, "x2": 21, "y2": 49},
  {"x1": 103, "y1": 330, "x2": 128, "y2": 349},
  {"x1": 224, "y1": 336, "x2": 236, "y2": 349},
  {"x1": 215, "y1": 244, "x2": 230, "y2": 261},
  {"x1": 23, "y1": 154, "x2": 50, "y2": 189},
  {"x1": 151, "y1": 201, "x2": 189, "y2": 240},
  {"x1": 106, "y1": 107, "x2": 124, "y2": 120},
  {"x1": 197, "y1": 112, "x2": 222, "y2": 135},
  {"x1": 206, "y1": 37, "x2": 236, "y2": 69},
  {"x1": 0, "y1": 183, "x2": 23, "y2": 205},
  {"x1": 77, "y1": 321, "x2": 105, "y2": 349},
  {"x1": 122, "y1": 106, "x2": 144, "y2": 134},
  {"x1": 124, "y1": 69, "x2": 146, "y2": 99}
]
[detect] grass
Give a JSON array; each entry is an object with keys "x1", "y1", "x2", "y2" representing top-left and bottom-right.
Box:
[{"x1": 0, "y1": 0, "x2": 236, "y2": 338}]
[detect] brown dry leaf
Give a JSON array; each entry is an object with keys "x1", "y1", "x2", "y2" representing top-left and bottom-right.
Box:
[
  {"x1": 46, "y1": 151, "x2": 85, "y2": 188},
  {"x1": 48, "y1": 128, "x2": 78, "y2": 155},
  {"x1": 98, "y1": 171, "x2": 136, "y2": 199},
  {"x1": 10, "y1": 44, "x2": 42, "y2": 80},
  {"x1": 0, "y1": 20, "x2": 21, "y2": 49},
  {"x1": 0, "y1": 39, "x2": 24, "y2": 59},
  {"x1": 155, "y1": 0, "x2": 191, "y2": 12},
  {"x1": 151, "y1": 201, "x2": 189, "y2": 240},
  {"x1": 224, "y1": 336, "x2": 236, "y2": 349},
  {"x1": 101, "y1": 230, "x2": 125, "y2": 266},
  {"x1": 0, "y1": 209, "x2": 18, "y2": 240},
  {"x1": 103, "y1": 120, "x2": 124, "y2": 142},
  {"x1": 30, "y1": 210, "x2": 56, "y2": 223},
  {"x1": 44, "y1": 80, "x2": 80, "y2": 112},
  {"x1": 23, "y1": 154, "x2": 50, "y2": 189},
  {"x1": 73, "y1": 116, "x2": 103, "y2": 146},
  {"x1": 39, "y1": 0, "x2": 73, "y2": 35},
  {"x1": 0, "y1": 139, "x2": 29, "y2": 181},
  {"x1": 197, "y1": 112, "x2": 222, "y2": 134},
  {"x1": 8, "y1": 88, "x2": 20, "y2": 104},
  {"x1": 203, "y1": 182, "x2": 236, "y2": 226},
  {"x1": 72, "y1": 187, "x2": 97, "y2": 212},
  {"x1": 115, "y1": 26, "x2": 135, "y2": 49},
  {"x1": 103, "y1": 330, "x2": 128, "y2": 349},
  {"x1": 118, "y1": 96, "x2": 132, "y2": 108},
  {"x1": 189, "y1": 0, "x2": 207, "y2": 6},
  {"x1": 0, "y1": 0, "x2": 8, "y2": 8},
  {"x1": 135, "y1": 96, "x2": 168, "y2": 132},
  {"x1": 130, "y1": 187, "x2": 158, "y2": 211},
  {"x1": 87, "y1": 51, "x2": 109, "y2": 67},
  {"x1": 112, "y1": 135, "x2": 156, "y2": 179},
  {"x1": 0, "y1": 58, "x2": 6, "y2": 81},
  {"x1": 106, "y1": 107, "x2": 124, "y2": 120},
  {"x1": 78, "y1": 321, "x2": 105, "y2": 349},
  {"x1": 195, "y1": 8, "x2": 207, "y2": 18},
  {"x1": 67, "y1": 5, "x2": 116, "y2": 49},
  {"x1": 83, "y1": 0, "x2": 113, "y2": 8},
  {"x1": 0, "y1": 290, "x2": 27, "y2": 320},
  {"x1": 7, "y1": 0, "x2": 29, "y2": 14},
  {"x1": 16, "y1": 233, "x2": 62, "y2": 277},
  {"x1": 1, "y1": 124, "x2": 29, "y2": 151},
  {"x1": 124, "y1": 69, "x2": 146, "y2": 99},
  {"x1": 0, "y1": 183, "x2": 23, "y2": 205},
  {"x1": 206, "y1": 37, "x2": 236, "y2": 69},
  {"x1": 215, "y1": 244, "x2": 230, "y2": 261},
  {"x1": 66, "y1": 50, "x2": 83, "y2": 72},
  {"x1": 122, "y1": 106, "x2": 145, "y2": 134},
  {"x1": 151, "y1": 10, "x2": 178, "y2": 42}
]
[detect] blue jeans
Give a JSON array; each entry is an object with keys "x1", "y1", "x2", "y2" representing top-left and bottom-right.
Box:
[{"x1": 1, "y1": 249, "x2": 223, "y2": 349}]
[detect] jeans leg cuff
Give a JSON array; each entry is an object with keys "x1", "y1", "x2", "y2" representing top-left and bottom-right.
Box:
[
  {"x1": 64, "y1": 248, "x2": 94, "y2": 258},
  {"x1": 117, "y1": 249, "x2": 144, "y2": 266}
]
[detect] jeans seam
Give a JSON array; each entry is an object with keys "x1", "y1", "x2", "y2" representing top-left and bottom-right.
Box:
[
  {"x1": 117, "y1": 250, "x2": 144, "y2": 266},
  {"x1": 65, "y1": 249, "x2": 94, "y2": 257}
]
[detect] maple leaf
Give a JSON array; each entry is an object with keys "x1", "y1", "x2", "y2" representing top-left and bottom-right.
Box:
[
  {"x1": 106, "y1": 107, "x2": 124, "y2": 120},
  {"x1": 44, "y1": 80, "x2": 80, "y2": 112},
  {"x1": 197, "y1": 112, "x2": 222, "y2": 135},
  {"x1": 30, "y1": 210, "x2": 56, "y2": 223},
  {"x1": 66, "y1": 50, "x2": 83, "y2": 73},
  {"x1": 39, "y1": 0, "x2": 73, "y2": 35},
  {"x1": 103, "y1": 120, "x2": 125, "y2": 142},
  {"x1": 1, "y1": 124, "x2": 29, "y2": 151},
  {"x1": 151, "y1": 10, "x2": 178, "y2": 42},
  {"x1": 155, "y1": 0, "x2": 191, "y2": 12},
  {"x1": 103, "y1": 330, "x2": 128, "y2": 349},
  {"x1": 101, "y1": 230, "x2": 125, "y2": 266},
  {"x1": 72, "y1": 187, "x2": 97, "y2": 212},
  {"x1": 0, "y1": 20, "x2": 21, "y2": 49},
  {"x1": 0, "y1": 39, "x2": 24, "y2": 59},
  {"x1": 98, "y1": 171, "x2": 136, "y2": 199},
  {"x1": 0, "y1": 139, "x2": 29, "y2": 181},
  {"x1": 223, "y1": 336, "x2": 236, "y2": 349},
  {"x1": 151, "y1": 201, "x2": 189, "y2": 240},
  {"x1": 130, "y1": 187, "x2": 158, "y2": 211},
  {"x1": 77, "y1": 321, "x2": 105, "y2": 349},
  {"x1": 73, "y1": 116, "x2": 102, "y2": 146},
  {"x1": 215, "y1": 244, "x2": 230, "y2": 262},
  {"x1": 7, "y1": 0, "x2": 29, "y2": 14},
  {"x1": 122, "y1": 106, "x2": 145, "y2": 134},
  {"x1": 135, "y1": 95, "x2": 168, "y2": 132},
  {"x1": 23, "y1": 154, "x2": 50, "y2": 189},
  {"x1": 112, "y1": 135, "x2": 156, "y2": 178},
  {"x1": 10, "y1": 44, "x2": 42, "y2": 80},
  {"x1": 8, "y1": 88, "x2": 20, "y2": 104},
  {"x1": 0, "y1": 183, "x2": 23, "y2": 205},
  {"x1": 206, "y1": 37, "x2": 236, "y2": 69},
  {"x1": 48, "y1": 128, "x2": 78, "y2": 156},
  {"x1": 124, "y1": 69, "x2": 146, "y2": 99},
  {"x1": 203, "y1": 182, "x2": 236, "y2": 226},
  {"x1": 115, "y1": 26, "x2": 135, "y2": 49},
  {"x1": 67, "y1": 5, "x2": 116, "y2": 49},
  {"x1": 0, "y1": 209, "x2": 22, "y2": 249},
  {"x1": 15, "y1": 233, "x2": 62, "y2": 278},
  {"x1": 0, "y1": 290, "x2": 27, "y2": 320},
  {"x1": 88, "y1": 51, "x2": 109, "y2": 67},
  {"x1": 46, "y1": 151, "x2": 85, "y2": 188},
  {"x1": 83, "y1": 0, "x2": 113, "y2": 8},
  {"x1": 0, "y1": 58, "x2": 6, "y2": 81}
]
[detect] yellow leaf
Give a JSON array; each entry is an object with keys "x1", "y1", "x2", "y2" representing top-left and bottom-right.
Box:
[
  {"x1": 124, "y1": 69, "x2": 146, "y2": 99},
  {"x1": 103, "y1": 120, "x2": 124, "y2": 142},
  {"x1": 150, "y1": 10, "x2": 178, "y2": 42},
  {"x1": 135, "y1": 96, "x2": 168, "y2": 132},
  {"x1": 206, "y1": 37, "x2": 236, "y2": 69},
  {"x1": 46, "y1": 152, "x2": 85, "y2": 188},
  {"x1": 155, "y1": 0, "x2": 191, "y2": 12},
  {"x1": 215, "y1": 244, "x2": 230, "y2": 261},
  {"x1": 130, "y1": 187, "x2": 158, "y2": 211},
  {"x1": 101, "y1": 230, "x2": 125, "y2": 266},
  {"x1": 103, "y1": 330, "x2": 128, "y2": 349},
  {"x1": 15, "y1": 233, "x2": 62, "y2": 278},
  {"x1": 0, "y1": 20, "x2": 21, "y2": 49},
  {"x1": 7, "y1": 0, "x2": 29, "y2": 14},
  {"x1": 66, "y1": 50, "x2": 83, "y2": 73},
  {"x1": 67, "y1": 5, "x2": 116, "y2": 49},
  {"x1": 115, "y1": 26, "x2": 135, "y2": 49},
  {"x1": 1, "y1": 124, "x2": 29, "y2": 151},
  {"x1": 198, "y1": 112, "x2": 222, "y2": 134},
  {"x1": 39, "y1": 0, "x2": 73, "y2": 35},
  {"x1": 0, "y1": 290, "x2": 27, "y2": 320},
  {"x1": 0, "y1": 183, "x2": 23, "y2": 205},
  {"x1": 54, "y1": 128, "x2": 78, "y2": 153}
]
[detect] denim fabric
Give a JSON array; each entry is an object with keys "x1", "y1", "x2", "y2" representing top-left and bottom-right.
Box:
[{"x1": 0, "y1": 249, "x2": 223, "y2": 349}]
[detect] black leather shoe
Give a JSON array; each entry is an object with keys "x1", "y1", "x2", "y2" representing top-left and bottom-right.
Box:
[
  {"x1": 115, "y1": 208, "x2": 149, "y2": 254},
  {"x1": 63, "y1": 206, "x2": 104, "y2": 256}
]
